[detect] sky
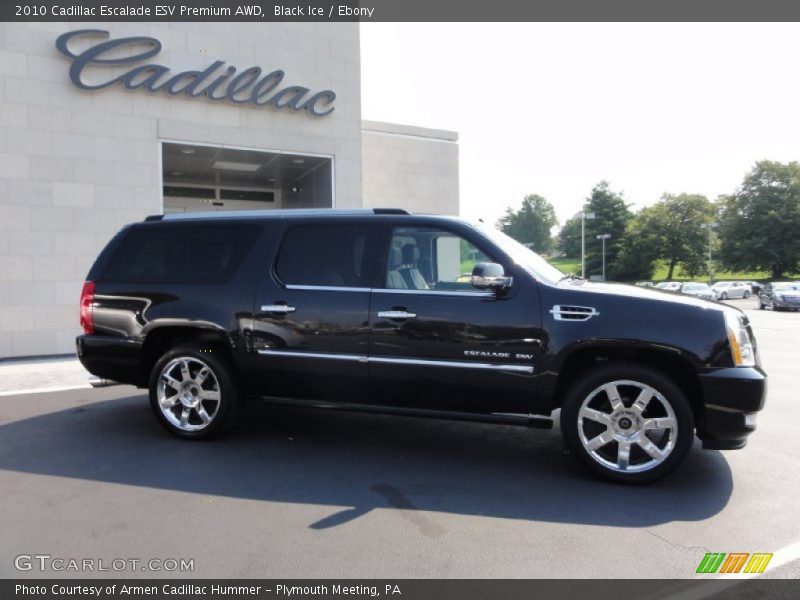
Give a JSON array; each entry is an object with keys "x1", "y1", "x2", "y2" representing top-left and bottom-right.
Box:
[{"x1": 359, "y1": 23, "x2": 800, "y2": 227}]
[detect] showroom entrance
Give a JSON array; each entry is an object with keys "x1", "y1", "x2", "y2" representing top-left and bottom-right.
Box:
[{"x1": 161, "y1": 142, "x2": 334, "y2": 213}]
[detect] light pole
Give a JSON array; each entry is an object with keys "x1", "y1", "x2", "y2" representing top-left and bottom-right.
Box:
[
  {"x1": 596, "y1": 233, "x2": 611, "y2": 281},
  {"x1": 580, "y1": 210, "x2": 596, "y2": 278},
  {"x1": 700, "y1": 222, "x2": 718, "y2": 284}
]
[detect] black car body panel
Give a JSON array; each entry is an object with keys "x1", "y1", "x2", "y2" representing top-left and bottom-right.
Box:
[{"x1": 76, "y1": 210, "x2": 767, "y2": 451}]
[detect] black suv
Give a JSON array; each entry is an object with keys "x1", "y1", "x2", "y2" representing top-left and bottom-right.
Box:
[{"x1": 76, "y1": 209, "x2": 766, "y2": 483}]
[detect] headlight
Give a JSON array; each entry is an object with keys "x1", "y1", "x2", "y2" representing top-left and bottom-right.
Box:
[{"x1": 724, "y1": 311, "x2": 756, "y2": 367}]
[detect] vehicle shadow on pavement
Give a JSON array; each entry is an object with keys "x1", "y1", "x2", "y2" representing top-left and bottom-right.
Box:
[{"x1": 0, "y1": 392, "x2": 733, "y2": 530}]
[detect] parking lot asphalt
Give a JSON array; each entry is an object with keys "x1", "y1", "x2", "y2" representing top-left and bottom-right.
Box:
[{"x1": 0, "y1": 296, "x2": 798, "y2": 580}]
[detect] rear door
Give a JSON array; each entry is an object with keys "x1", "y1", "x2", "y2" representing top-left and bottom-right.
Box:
[
  {"x1": 250, "y1": 219, "x2": 378, "y2": 403},
  {"x1": 368, "y1": 218, "x2": 543, "y2": 415}
]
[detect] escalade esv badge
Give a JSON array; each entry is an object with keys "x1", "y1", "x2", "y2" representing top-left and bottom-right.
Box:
[
  {"x1": 464, "y1": 350, "x2": 511, "y2": 359},
  {"x1": 75, "y1": 208, "x2": 766, "y2": 484}
]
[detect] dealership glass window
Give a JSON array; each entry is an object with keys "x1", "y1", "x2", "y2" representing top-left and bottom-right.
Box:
[
  {"x1": 385, "y1": 226, "x2": 492, "y2": 291},
  {"x1": 275, "y1": 224, "x2": 372, "y2": 288},
  {"x1": 100, "y1": 223, "x2": 262, "y2": 285}
]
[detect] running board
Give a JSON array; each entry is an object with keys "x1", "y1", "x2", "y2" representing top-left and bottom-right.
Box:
[{"x1": 256, "y1": 396, "x2": 553, "y2": 429}]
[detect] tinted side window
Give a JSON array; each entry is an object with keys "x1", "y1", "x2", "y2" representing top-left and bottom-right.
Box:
[
  {"x1": 275, "y1": 224, "x2": 371, "y2": 288},
  {"x1": 100, "y1": 223, "x2": 262, "y2": 284}
]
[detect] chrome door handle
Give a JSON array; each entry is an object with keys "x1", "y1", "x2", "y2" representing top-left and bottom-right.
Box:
[
  {"x1": 262, "y1": 305, "x2": 296, "y2": 313},
  {"x1": 378, "y1": 310, "x2": 417, "y2": 319}
]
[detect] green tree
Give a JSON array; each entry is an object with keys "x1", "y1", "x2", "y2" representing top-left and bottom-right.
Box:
[
  {"x1": 719, "y1": 161, "x2": 800, "y2": 279},
  {"x1": 612, "y1": 194, "x2": 714, "y2": 281},
  {"x1": 557, "y1": 216, "x2": 582, "y2": 257},
  {"x1": 654, "y1": 193, "x2": 715, "y2": 279},
  {"x1": 583, "y1": 182, "x2": 632, "y2": 278},
  {"x1": 497, "y1": 194, "x2": 558, "y2": 253},
  {"x1": 613, "y1": 211, "x2": 662, "y2": 281}
]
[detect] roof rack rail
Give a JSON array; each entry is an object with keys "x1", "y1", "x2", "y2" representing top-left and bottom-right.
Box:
[
  {"x1": 373, "y1": 208, "x2": 409, "y2": 215},
  {"x1": 149, "y1": 208, "x2": 413, "y2": 221}
]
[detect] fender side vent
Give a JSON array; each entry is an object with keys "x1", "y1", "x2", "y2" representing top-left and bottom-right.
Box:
[{"x1": 550, "y1": 305, "x2": 599, "y2": 321}]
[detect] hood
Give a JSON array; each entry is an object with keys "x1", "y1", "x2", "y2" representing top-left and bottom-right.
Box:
[{"x1": 557, "y1": 279, "x2": 737, "y2": 312}]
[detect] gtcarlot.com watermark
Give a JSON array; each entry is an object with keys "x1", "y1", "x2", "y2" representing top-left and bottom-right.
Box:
[{"x1": 15, "y1": 554, "x2": 194, "y2": 573}]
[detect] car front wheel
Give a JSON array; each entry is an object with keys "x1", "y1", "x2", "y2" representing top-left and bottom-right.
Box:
[
  {"x1": 743, "y1": 291, "x2": 750, "y2": 299},
  {"x1": 560, "y1": 363, "x2": 695, "y2": 484},
  {"x1": 148, "y1": 344, "x2": 241, "y2": 439},
  {"x1": 720, "y1": 292, "x2": 728, "y2": 300}
]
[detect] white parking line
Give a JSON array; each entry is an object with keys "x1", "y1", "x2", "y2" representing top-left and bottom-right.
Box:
[{"x1": 0, "y1": 385, "x2": 91, "y2": 397}]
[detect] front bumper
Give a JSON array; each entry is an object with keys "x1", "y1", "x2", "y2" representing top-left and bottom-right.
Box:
[
  {"x1": 773, "y1": 297, "x2": 800, "y2": 309},
  {"x1": 696, "y1": 367, "x2": 766, "y2": 449}
]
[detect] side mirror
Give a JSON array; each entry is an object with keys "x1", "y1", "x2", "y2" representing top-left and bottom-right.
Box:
[{"x1": 471, "y1": 262, "x2": 513, "y2": 292}]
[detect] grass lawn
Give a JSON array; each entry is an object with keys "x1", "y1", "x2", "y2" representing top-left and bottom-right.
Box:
[
  {"x1": 548, "y1": 257, "x2": 581, "y2": 275},
  {"x1": 546, "y1": 257, "x2": 769, "y2": 283}
]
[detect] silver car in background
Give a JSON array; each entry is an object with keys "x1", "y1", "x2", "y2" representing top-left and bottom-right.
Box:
[
  {"x1": 711, "y1": 281, "x2": 751, "y2": 300},
  {"x1": 680, "y1": 282, "x2": 716, "y2": 300},
  {"x1": 655, "y1": 281, "x2": 682, "y2": 292}
]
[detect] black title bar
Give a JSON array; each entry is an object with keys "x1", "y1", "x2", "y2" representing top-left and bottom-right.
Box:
[{"x1": 3, "y1": 0, "x2": 800, "y2": 22}]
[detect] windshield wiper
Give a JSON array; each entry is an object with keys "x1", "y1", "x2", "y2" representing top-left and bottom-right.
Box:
[{"x1": 557, "y1": 273, "x2": 585, "y2": 284}]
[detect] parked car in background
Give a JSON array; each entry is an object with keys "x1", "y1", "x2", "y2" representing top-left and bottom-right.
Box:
[
  {"x1": 680, "y1": 282, "x2": 715, "y2": 300},
  {"x1": 759, "y1": 282, "x2": 800, "y2": 311},
  {"x1": 743, "y1": 281, "x2": 763, "y2": 295},
  {"x1": 655, "y1": 281, "x2": 681, "y2": 292},
  {"x1": 711, "y1": 281, "x2": 750, "y2": 300},
  {"x1": 635, "y1": 281, "x2": 654, "y2": 288}
]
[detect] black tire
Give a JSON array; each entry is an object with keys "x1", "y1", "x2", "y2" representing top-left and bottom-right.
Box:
[
  {"x1": 148, "y1": 343, "x2": 241, "y2": 439},
  {"x1": 560, "y1": 362, "x2": 695, "y2": 484},
  {"x1": 743, "y1": 291, "x2": 750, "y2": 299},
  {"x1": 759, "y1": 300, "x2": 765, "y2": 310},
  {"x1": 720, "y1": 292, "x2": 728, "y2": 300}
]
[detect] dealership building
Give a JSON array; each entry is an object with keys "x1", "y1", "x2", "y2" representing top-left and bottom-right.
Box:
[{"x1": 0, "y1": 22, "x2": 460, "y2": 358}]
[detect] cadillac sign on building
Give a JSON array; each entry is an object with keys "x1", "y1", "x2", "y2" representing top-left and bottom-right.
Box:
[
  {"x1": 55, "y1": 29, "x2": 337, "y2": 116},
  {"x1": 0, "y1": 21, "x2": 460, "y2": 358}
]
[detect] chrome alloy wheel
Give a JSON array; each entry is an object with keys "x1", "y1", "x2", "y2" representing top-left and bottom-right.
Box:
[
  {"x1": 156, "y1": 357, "x2": 222, "y2": 432},
  {"x1": 577, "y1": 380, "x2": 678, "y2": 473}
]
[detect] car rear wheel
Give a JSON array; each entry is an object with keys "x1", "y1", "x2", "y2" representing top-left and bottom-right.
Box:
[
  {"x1": 560, "y1": 362, "x2": 694, "y2": 484},
  {"x1": 743, "y1": 291, "x2": 750, "y2": 299},
  {"x1": 149, "y1": 344, "x2": 241, "y2": 439}
]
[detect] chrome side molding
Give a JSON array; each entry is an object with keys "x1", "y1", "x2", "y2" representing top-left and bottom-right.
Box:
[{"x1": 257, "y1": 349, "x2": 533, "y2": 374}]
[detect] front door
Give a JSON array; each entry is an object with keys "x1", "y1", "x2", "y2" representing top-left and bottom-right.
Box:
[
  {"x1": 368, "y1": 220, "x2": 543, "y2": 415},
  {"x1": 251, "y1": 220, "x2": 377, "y2": 403}
]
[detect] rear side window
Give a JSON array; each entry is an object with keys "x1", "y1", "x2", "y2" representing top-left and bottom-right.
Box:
[
  {"x1": 99, "y1": 223, "x2": 262, "y2": 284},
  {"x1": 275, "y1": 224, "x2": 371, "y2": 288}
]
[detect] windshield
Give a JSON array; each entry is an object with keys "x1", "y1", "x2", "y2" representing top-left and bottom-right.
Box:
[
  {"x1": 473, "y1": 222, "x2": 565, "y2": 285},
  {"x1": 774, "y1": 283, "x2": 800, "y2": 291}
]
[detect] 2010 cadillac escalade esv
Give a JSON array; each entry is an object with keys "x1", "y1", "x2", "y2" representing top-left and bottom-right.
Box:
[{"x1": 76, "y1": 209, "x2": 766, "y2": 483}]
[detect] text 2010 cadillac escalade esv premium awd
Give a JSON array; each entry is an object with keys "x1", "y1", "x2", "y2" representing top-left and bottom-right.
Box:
[{"x1": 76, "y1": 209, "x2": 766, "y2": 483}]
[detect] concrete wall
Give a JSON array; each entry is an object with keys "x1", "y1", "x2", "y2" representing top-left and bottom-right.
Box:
[
  {"x1": 0, "y1": 22, "x2": 362, "y2": 357},
  {"x1": 361, "y1": 120, "x2": 459, "y2": 216}
]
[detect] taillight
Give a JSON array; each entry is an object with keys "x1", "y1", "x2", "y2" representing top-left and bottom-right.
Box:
[{"x1": 80, "y1": 281, "x2": 95, "y2": 334}]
